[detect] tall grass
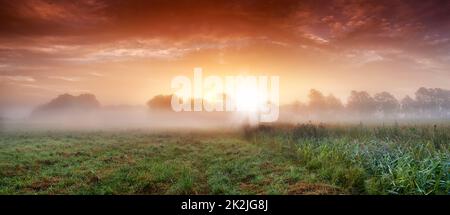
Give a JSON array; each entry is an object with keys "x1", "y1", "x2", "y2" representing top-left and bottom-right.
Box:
[{"x1": 245, "y1": 123, "x2": 450, "y2": 194}]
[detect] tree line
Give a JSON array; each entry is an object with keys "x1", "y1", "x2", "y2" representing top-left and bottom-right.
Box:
[
  {"x1": 286, "y1": 87, "x2": 450, "y2": 119},
  {"x1": 147, "y1": 87, "x2": 450, "y2": 119}
]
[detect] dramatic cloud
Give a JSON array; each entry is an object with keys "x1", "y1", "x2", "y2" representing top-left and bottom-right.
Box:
[{"x1": 0, "y1": 0, "x2": 449, "y2": 107}]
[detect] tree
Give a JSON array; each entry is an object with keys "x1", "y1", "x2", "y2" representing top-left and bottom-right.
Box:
[
  {"x1": 285, "y1": 100, "x2": 306, "y2": 113},
  {"x1": 147, "y1": 95, "x2": 173, "y2": 111},
  {"x1": 30, "y1": 93, "x2": 101, "y2": 118},
  {"x1": 308, "y1": 89, "x2": 327, "y2": 111},
  {"x1": 347, "y1": 90, "x2": 376, "y2": 115},
  {"x1": 325, "y1": 94, "x2": 344, "y2": 110},
  {"x1": 400, "y1": 95, "x2": 417, "y2": 113},
  {"x1": 415, "y1": 87, "x2": 450, "y2": 117},
  {"x1": 415, "y1": 87, "x2": 435, "y2": 114},
  {"x1": 374, "y1": 92, "x2": 399, "y2": 115}
]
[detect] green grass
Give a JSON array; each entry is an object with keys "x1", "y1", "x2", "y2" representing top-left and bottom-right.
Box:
[
  {"x1": 0, "y1": 124, "x2": 448, "y2": 195},
  {"x1": 245, "y1": 123, "x2": 449, "y2": 194}
]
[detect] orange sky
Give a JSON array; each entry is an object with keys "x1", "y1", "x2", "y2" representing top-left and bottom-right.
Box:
[{"x1": 1, "y1": 0, "x2": 450, "y2": 108}]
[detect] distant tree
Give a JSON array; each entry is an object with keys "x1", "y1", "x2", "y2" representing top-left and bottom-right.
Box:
[
  {"x1": 400, "y1": 95, "x2": 417, "y2": 113},
  {"x1": 347, "y1": 90, "x2": 376, "y2": 115},
  {"x1": 288, "y1": 100, "x2": 307, "y2": 113},
  {"x1": 415, "y1": 87, "x2": 436, "y2": 115},
  {"x1": 308, "y1": 89, "x2": 327, "y2": 111},
  {"x1": 30, "y1": 93, "x2": 101, "y2": 118},
  {"x1": 431, "y1": 88, "x2": 450, "y2": 116},
  {"x1": 43, "y1": 94, "x2": 101, "y2": 109},
  {"x1": 147, "y1": 95, "x2": 173, "y2": 111},
  {"x1": 440, "y1": 89, "x2": 450, "y2": 117},
  {"x1": 415, "y1": 87, "x2": 450, "y2": 117},
  {"x1": 325, "y1": 94, "x2": 344, "y2": 110},
  {"x1": 374, "y1": 92, "x2": 399, "y2": 115}
]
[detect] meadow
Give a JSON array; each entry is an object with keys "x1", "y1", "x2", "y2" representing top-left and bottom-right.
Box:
[{"x1": 0, "y1": 124, "x2": 448, "y2": 195}]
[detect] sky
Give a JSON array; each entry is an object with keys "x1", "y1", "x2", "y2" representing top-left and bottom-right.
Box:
[{"x1": 0, "y1": 0, "x2": 450, "y2": 110}]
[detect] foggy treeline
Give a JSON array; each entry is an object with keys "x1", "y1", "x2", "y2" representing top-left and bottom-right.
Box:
[
  {"x1": 280, "y1": 87, "x2": 450, "y2": 122},
  {"x1": 1, "y1": 87, "x2": 449, "y2": 131},
  {"x1": 146, "y1": 87, "x2": 450, "y2": 119},
  {"x1": 145, "y1": 87, "x2": 450, "y2": 124}
]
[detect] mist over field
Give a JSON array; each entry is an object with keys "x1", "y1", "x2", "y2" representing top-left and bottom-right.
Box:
[
  {"x1": 0, "y1": 86, "x2": 449, "y2": 132},
  {"x1": 2, "y1": 88, "x2": 448, "y2": 195}
]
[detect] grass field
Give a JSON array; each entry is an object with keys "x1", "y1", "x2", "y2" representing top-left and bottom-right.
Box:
[{"x1": 0, "y1": 124, "x2": 448, "y2": 195}]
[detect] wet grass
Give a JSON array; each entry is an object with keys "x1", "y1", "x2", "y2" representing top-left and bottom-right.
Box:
[
  {"x1": 0, "y1": 124, "x2": 448, "y2": 195},
  {"x1": 245, "y1": 123, "x2": 449, "y2": 194}
]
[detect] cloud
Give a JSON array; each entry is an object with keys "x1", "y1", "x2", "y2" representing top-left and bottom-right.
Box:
[
  {"x1": 89, "y1": 72, "x2": 105, "y2": 77},
  {"x1": 16, "y1": 83, "x2": 59, "y2": 92},
  {"x1": 0, "y1": 0, "x2": 450, "y2": 106},
  {"x1": 338, "y1": 49, "x2": 386, "y2": 68},
  {"x1": 303, "y1": 33, "x2": 329, "y2": 45},
  {"x1": 0, "y1": 0, "x2": 449, "y2": 57},
  {"x1": 0, "y1": 75, "x2": 35, "y2": 82},
  {"x1": 48, "y1": 76, "x2": 81, "y2": 82},
  {"x1": 85, "y1": 47, "x2": 190, "y2": 61},
  {"x1": 0, "y1": 0, "x2": 109, "y2": 37}
]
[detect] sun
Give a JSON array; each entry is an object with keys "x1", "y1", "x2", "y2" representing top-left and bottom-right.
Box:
[
  {"x1": 201, "y1": 84, "x2": 265, "y2": 113},
  {"x1": 234, "y1": 85, "x2": 265, "y2": 112}
]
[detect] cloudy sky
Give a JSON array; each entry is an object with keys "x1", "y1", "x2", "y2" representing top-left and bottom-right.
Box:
[{"x1": 1, "y1": 0, "x2": 449, "y2": 109}]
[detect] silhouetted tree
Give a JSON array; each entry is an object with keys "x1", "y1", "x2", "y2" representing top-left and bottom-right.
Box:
[
  {"x1": 30, "y1": 93, "x2": 101, "y2": 118},
  {"x1": 325, "y1": 94, "x2": 344, "y2": 110},
  {"x1": 415, "y1": 87, "x2": 450, "y2": 117},
  {"x1": 400, "y1": 95, "x2": 417, "y2": 113},
  {"x1": 415, "y1": 87, "x2": 435, "y2": 115},
  {"x1": 307, "y1": 89, "x2": 344, "y2": 120},
  {"x1": 308, "y1": 89, "x2": 327, "y2": 111},
  {"x1": 285, "y1": 87, "x2": 450, "y2": 120},
  {"x1": 347, "y1": 90, "x2": 376, "y2": 115},
  {"x1": 285, "y1": 100, "x2": 307, "y2": 113},
  {"x1": 374, "y1": 92, "x2": 399, "y2": 116},
  {"x1": 147, "y1": 95, "x2": 173, "y2": 111}
]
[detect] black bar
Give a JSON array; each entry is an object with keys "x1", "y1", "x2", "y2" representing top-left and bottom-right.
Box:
[{"x1": 1, "y1": 195, "x2": 448, "y2": 214}]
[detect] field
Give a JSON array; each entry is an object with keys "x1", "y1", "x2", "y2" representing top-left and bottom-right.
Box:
[{"x1": 0, "y1": 124, "x2": 448, "y2": 195}]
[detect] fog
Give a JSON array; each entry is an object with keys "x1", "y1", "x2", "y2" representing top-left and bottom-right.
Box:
[
  {"x1": 1, "y1": 106, "x2": 449, "y2": 133},
  {"x1": 0, "y1": 107, "x2": 252, "y2": 131},
  {"x1": 1, "y1": 87, "x2": 449, "y2": 131}
]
